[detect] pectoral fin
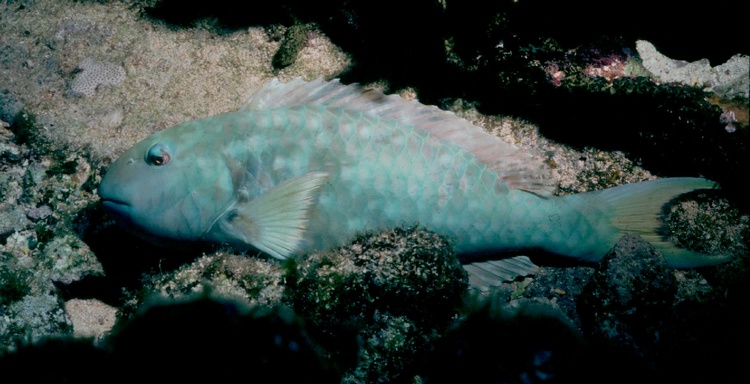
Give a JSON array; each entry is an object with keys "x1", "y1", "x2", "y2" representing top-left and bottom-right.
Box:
[{"x1": 218, "y1": 172, "x2": 329, "y2": 260}]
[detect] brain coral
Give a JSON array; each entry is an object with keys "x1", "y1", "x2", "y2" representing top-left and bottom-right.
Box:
[{"x1": 70, "y1": 57, "x2": 126, "y2": 97}]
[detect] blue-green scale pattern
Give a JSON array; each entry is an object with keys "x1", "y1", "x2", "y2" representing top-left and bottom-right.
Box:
[{"x1": 219, "y1": 105, "x2": 613, "y2": 259}]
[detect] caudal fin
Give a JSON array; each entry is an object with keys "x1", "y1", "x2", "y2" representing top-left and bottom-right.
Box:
[{"x1": 594, "y1": 177, "x2": 731, "y2": 268}]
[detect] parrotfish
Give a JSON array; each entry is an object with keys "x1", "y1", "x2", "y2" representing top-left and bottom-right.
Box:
[{"x1": 98, "y1": 78, "x2": 730, "y2": 285}]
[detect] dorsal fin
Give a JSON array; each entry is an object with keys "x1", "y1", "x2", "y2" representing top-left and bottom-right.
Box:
[{"x1": 243, "y1": 78, "x2": 554, "y2": 195}]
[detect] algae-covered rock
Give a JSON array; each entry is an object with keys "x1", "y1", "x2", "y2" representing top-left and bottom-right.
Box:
[
  {"x1": 131, "y1": 252, "x2": 286, "y2": 314},
  {"x1": 578, "y1": 234, "x2": 678, "y2": 372},
  {"x1": 108, "y1": 294, "x2": 337, "y2": 382},
  {"x1": 1, "y1": 294, "x2": 339, "y2": 383},
  {"x1": 0, "y1": 107, "x2": 104, "y2": 350},
  {"x1": 1, "y1": 232, "x2": 73, "y2": 350},
  {"x1": 272, "y1": 24, "x2": 310, "y2": 69},
  {"x1": 285, "y1": 226, "x2": 468, "y2": 383},
  {"x1": 422, "y1": 296, "x2": 586, "y2": 383}
]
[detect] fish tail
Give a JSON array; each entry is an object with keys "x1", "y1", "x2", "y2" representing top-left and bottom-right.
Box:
[{"x1": 587, "y1": 177, "x2": 731, "y2": 268}]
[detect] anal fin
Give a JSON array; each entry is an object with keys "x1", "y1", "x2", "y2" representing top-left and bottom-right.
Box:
[{"x1": 464, "y1": 256, "x2": 540, "y2": 291}]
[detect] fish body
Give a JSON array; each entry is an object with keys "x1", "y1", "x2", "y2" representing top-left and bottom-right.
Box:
[{"x1": 98, "y1": 78, "x2": 730, "y2": 282}]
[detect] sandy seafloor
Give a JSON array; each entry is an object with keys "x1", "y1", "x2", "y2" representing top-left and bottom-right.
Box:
[{"x1": 1, "y1": 0, "x2": 749, "y2": 382}]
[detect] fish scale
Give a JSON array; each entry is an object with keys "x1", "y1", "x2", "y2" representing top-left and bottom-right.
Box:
[
  {"x1": 241, "y1": 105, "x2": 600, "y2": 259},
  {"x1": 98, "y1": 77, "x2": 731, "y2": 286}
]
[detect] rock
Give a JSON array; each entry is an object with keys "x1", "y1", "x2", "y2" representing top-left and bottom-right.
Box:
[
  {"x1": 42, "y1": 235, "x2": 104, "y2": 285},
  {"x1": 136, "y1": 252, "x2": 286, "y2": 310},
  {"x1": 712, "y1": 54, "x2": 750, "y2": 100},
  {"x1": 286, "y1": 226, "x2": 468, "y2": 383},
  {"x1": 26, "y1": 205, "x2": 52, "y2": 222},
  {"x1": 64, "y1": 299, "x2": 118, "y2": 339},
  {"x1": 0, "y1": 204, "x2": 31, "y2": 240},
  {"x1": 422, "y1": 296, "x2": 587, "y2": 383},
  {"x1": 272, "y1": 24, "x2": 310, "y2": 69},
  {"x1": 109, "y1": 295, "x2": 336, "y2": 382},
  {"x1": 578, "y1": 234, "x2": 677, "y2": 371},
  {"x1": 1, "y1": 295, "x2": 337, "y2": 383},
  {"x1": 637, "y1": 40, "x2": 749, "y2": 99},
  {"x1": 0, "y1": 289, "x2": 73, "y2": 350}
]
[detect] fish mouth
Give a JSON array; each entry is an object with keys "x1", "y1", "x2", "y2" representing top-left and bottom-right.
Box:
[
  {"x1": 100, "y1": 197, "x2": 130, "y2": 208},
  {"x1": 99, "y1": 197, "x2": 140, "y2": 233},
  {"x1": 100, "y1": 198, "x2": 132, "y2": 216}
]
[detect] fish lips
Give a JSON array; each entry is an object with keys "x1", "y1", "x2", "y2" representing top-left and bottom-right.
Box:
[
  {"x1": 98, "y1": 178, "x2": 138, "y2": 228},
  {"x1": 98, "y1": 178, "x2": 131, "y2": 212},
  {"x1": 100, "y1": 194, "x2": 208, "y2": 251},
  {"x1": 100, "y1": 197, "x2": 130, "y2": 215},
  {"x1": 99, "y1": 197, "x2": 138, "y2": 228},
  {"x1": 99, "y1": 197, "x2": 161, "y2": 244}
]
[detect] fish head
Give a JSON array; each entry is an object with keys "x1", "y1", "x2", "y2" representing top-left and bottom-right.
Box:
[{"x1": 98, "y1": 122, "x2": 236, "y2": 247}]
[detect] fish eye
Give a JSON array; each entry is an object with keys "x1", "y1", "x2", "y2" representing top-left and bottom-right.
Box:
[{"x1": 145, "y1": 143, "x2": 171, "y2": 166}]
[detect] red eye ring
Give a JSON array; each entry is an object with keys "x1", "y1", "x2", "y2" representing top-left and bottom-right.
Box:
[{"x1": 146, "y1": 143, "x2": 171, "y2": 166}]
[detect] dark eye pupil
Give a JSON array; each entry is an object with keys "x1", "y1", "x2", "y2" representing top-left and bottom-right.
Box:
[{"x1": 146, "y1": 143, "x2": 171, "y2": 166}]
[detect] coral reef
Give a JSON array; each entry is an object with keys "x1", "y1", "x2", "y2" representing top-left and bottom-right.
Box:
[
  {"x1": 0, "y1": 118, "x2": 104, "y2": 350},
  {"x1": 0, "y1": 0, "x2": 747, "y2": 381},
  {"x1": 70, "y1": 57, "x2": 127, "y2": 97}
]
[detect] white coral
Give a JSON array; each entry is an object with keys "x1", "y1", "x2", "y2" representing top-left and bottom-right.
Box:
[{"x1": 636, "y1": 40, "x2": 749, "y2": 99}]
